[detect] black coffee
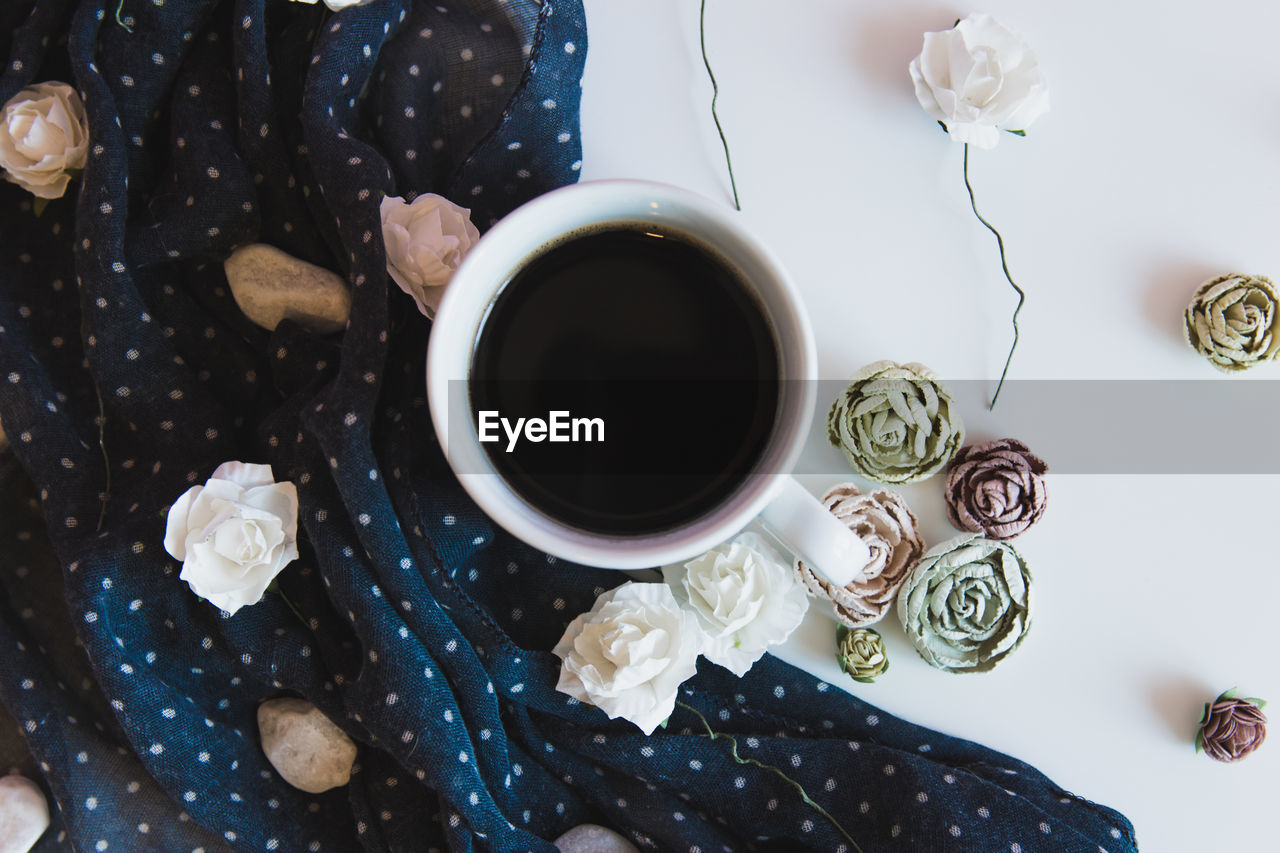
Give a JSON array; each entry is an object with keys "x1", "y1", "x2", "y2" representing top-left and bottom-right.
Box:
[{"x1": 469, "y1": 224, "x2": 780, "y2": 536}]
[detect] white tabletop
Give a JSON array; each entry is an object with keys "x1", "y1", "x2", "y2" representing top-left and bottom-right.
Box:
[{"x1": 579, "y1": 1, "x2": 1279, "y2": 850}]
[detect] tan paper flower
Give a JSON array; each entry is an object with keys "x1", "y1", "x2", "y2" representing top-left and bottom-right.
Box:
[
  {"x1": 897, "y1": 534, "x2": 1032, "y2": 673},
  {"x1": 826, "y1": 360, "x2": 964, "y2": 484},
  {"x1": 945, "y1": 438, "x2": 1047, "y2": 540},
  {"x1": 1196, "y1": 689, "x2": 1267, "y2": 763},
  {"x1": 0, "y1": 81, "x2": 89, "y2": 199},
  {"x1": 1183, "y1": 273, "x2": 1280, "y2": 372},
  {"x1": 794, "y1": 484, "x2": 924, "y2": 627},
  {"x1": 836, "y1": 626, "x2": 889, "y2": 684}
]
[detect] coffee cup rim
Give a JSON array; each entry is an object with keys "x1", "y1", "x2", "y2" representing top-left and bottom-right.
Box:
[{"x1": 426, "y1": 179, "x2": 817, "y2": 569}]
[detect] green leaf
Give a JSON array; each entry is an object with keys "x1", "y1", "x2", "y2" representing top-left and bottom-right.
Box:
[
  {"x1": 852, "y1": 676, "x2": 877, "y2": 685},
  {"x1": 658, "y1": 717, "x2": 669, "y2": 730},
  {"x1": 836, "y1": 625, "x2": 850, "y2": 642},
  {"x1": 32, "y1": 197, "x2": 49, "y2": 217},
  {"x1": 1220, "y1": 687, "x2": 1239, "y2": 702},
  {"x1": 1194, "y1": 731, "x2": 1204, "y2": 753},
  {"x1": 1006, "y1": 129, "x2": 1027, "y2": 137},
  {"x1": 1244, "y1": 698, "x2": 1266, "y2": 710}
]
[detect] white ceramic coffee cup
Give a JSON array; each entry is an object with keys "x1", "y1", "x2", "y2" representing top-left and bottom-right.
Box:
[{"x1": 426, "y1": 180, "x2": 867, "y2": 585}]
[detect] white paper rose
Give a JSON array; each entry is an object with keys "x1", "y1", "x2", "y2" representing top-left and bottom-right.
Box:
[
  {"x1": 909, "y1": 14, "x2": 1049, "y2": 150},
  {"x1": 554, "y1": 582, "x2": 702, "y2": 735},
  {"x1": 380, "y1": 193, "x2": 481, "y2": 318},
  {"x1": 662, "y1": 533, "x2": 809, "y2": 677},
  {"x1": 163, "y1": 462, "x2": 300, "y2": 615},
  {"x1": 0, "y1": 81, "x2": 89, "y2": 199}
]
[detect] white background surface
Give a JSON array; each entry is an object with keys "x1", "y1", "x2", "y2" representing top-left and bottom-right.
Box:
[{"x1": 578, "y1": 1, "x2": 1278, "y2": 850}]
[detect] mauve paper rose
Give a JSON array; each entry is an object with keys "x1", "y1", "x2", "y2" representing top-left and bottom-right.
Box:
[
  {"x1": 827, "y1": 360, "x2": 964, "y2": 484},
  {"x1": 163, "y1": 462, "x2": 299, "y2": 615},
  {"x1": 1196, "y1": 689, "x2": 1267, "y2": 763},
  {"x1": 836, "y1": 626, "x2": 889, "y2": 684},
  {"x1": 380, "y1": 193, "x2": 480, "y2": 318},
  {"x1": 898, "y1": 534, "x2": 1032, "y2": 673},
  {"x1": 1183, "y1": 273, "x2": 1280, "y2": 373},
  {"x1": 909, "y1": 14, "x2": 1049, "y2": 150},
  {"x1": 663, "y1": 533, "x2": 808, "y2": 677},
  {"x1": 554, "y1": 582, "x2": 702, "y2": 735},
  {"x1": 0, "y1": 81, "x2": 89, "y2": 199},
  {"x1": 794, "y1": 484, "x2": 924, "y2": 627},
  {"x1": 945, "y1": 438, "x2": 1047, "y2": 540}
]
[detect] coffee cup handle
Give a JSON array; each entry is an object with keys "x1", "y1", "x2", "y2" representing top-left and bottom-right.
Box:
[{"x1": 758, "y1": 477, "x2": 867, "y2": 588}]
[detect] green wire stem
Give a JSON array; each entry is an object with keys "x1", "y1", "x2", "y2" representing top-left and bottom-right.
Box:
[
  {"x1": 675, "y1": 700, "x2": 863, "y2": 851},
  {"x1": 963, "y1": 143, "x2": 1025, "y2": 410},
  {"x1": 699, "y1": 0, "x2": 740, "y2": 210}
]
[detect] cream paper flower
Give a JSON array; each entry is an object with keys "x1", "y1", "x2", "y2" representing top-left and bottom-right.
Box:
[
  {"x1": 662, "y1": 533, "x2": 808, "y2": 677},
  {"x1": 380, "y1": 193, "x2": 481, "y2": 318},
  {"x1": 163, "y1": 462, "x2": 300, "y2": 615},
  {"x1": 0, "y1": 81, "x2": 89, "y2": 199},
  {"x1": 554, "y1": 582, "x2": 702, "y2": 735},
  {"x1": 909, "y1": 14, "x2": 1049, "y2": 149}
]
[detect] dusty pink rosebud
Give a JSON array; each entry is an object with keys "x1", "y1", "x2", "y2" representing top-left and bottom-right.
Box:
[
  {"x1": 794, "y1": 484, "x2": 924, "y2": 627},
  {"x1": 1197, "y1": 689, "x2": 1267, "y2": 763},
  {"x1": 944, "y1": 438, "x2": 1047, "y2": 541}
]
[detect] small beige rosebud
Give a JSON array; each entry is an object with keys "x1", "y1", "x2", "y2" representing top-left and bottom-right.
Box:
[
  {"x1": 836, "y1": 626, "x2": 889, "y2": 683},
  {"x1": 0, "y1": 81, "x2": 90, "y2": 199}
]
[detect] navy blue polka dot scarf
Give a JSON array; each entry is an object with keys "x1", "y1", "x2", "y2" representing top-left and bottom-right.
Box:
[{"x1": 0, "y1": 1, "x2": 1138, "y2": 851}]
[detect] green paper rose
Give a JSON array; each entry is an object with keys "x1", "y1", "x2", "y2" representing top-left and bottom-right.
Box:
[
  {"x1": 1183, "y1": 273, "x2": 1280, "y2": 372},
  {"x1": 897, "y1": 534, "x2": 1032, "y2": 673},
  {"x1": 826, "y1": 360, "x2": 964, "y2": 484},
  {"x1": 836, "y1": 626, "x2": 889, "y2": 683}
]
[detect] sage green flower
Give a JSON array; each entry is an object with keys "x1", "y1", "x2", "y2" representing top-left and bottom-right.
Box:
[
  {"x1": 1184, "y1": 273, "x2": 1280, "y2": 372},
  {"x1": 826, "y1": 360, "x2": 964, "y2": 484},
  {"x1": 897, "y1": 534, "x2": 1032, "y2": 673},
  {"x1": 836, "y1": 625, "x2": 889, "y2": 683}
]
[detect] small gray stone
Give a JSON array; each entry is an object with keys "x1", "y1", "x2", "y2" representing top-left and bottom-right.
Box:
[
  {"x1": 0, "y1": 775, "x2": 49, "y2": 853},
  {"x1": 225, "y1": 243, "x2": 351, "y2": 335},
  {"x1": 554, "y1": 824, "x2": 639, "y2": 853},
  {"x1": 258, "y1": 698, "x2": 357, "y2": 794}
]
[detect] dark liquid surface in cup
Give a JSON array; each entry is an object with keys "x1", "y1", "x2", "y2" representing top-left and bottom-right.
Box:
[{"x1": 469, "y1": 225, "x2": 780, "y2": 536}]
